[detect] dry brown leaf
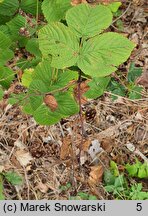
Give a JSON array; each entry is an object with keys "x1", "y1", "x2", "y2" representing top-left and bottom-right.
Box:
[
  {"x1": 37, "y1": 182, "x2": 49, "y2": 193},
  {"x1": 101, "y1": 138, "x2": 114, "y2": 153},
  {"x1": 88, "y1": 165, "x2": 104, "y2": 185},
  {"x1": 74, "y1": 81, "x2": 90, "y2": 104},
  {"x1": 136, "y1": 71, "x2": 148, "y2": 88},
  {"x1": 60, "y1": 136, "x2": 72, "y2": 160},
  {"x1": 15, "y1": 149, "x2": 33, "y2": 167},
  {"x1": 44, "y1": 94, "x2": 58, "y2": 111}
]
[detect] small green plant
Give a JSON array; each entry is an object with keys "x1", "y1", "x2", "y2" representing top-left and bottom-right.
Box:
[
  {"x1": 108, "y1": 63, "x2": 143, "y2": 100},
  {"x1": 0, "y1": 2, "x2": 134, "y2": 126},
  {"x1": 125, "y1": 159, "x2": 148, "y2": 179},
  {"x1": 104, "y1": 160, "x2": 148, "y2": 200},
  {"x1": 0, "y1": 171, "x2": 23, "y2": 200},
  {"x1": 70, "y1": 192, "x2": 97, "y2": 200}
]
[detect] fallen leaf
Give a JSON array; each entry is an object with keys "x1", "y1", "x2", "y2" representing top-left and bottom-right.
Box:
[
  {"x1": 37, "y1": 182, "x2": 49, "y2": 193},
  {"x1": 15, "y1": 149, "x2": 33, "y2": 167},
  {"x1": 88, "y1": 165, "x2": 104, "y2": 185},
  {"x1": 136, "y1": 70, "x2": 148, "y2": 88},
  {"x1": 74, "y1": 81, "x2": 89, "y2": 104},
  {"x1": 60, "y1": 136, "x2": 72, "y2": 160}
]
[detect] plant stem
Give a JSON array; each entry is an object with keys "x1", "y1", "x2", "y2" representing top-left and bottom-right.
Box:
[{"x1": 77, "y1": 70, "x2": 85, "y2": 169}]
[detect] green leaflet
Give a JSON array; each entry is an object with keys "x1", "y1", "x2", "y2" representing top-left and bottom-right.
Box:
[
  {"x1": 6, "y1": 15, "x2": 26, "y2": 41},
  {"x1": 42, "y1": 0, "x2": 71, "y2": 22},
  {"x1": 21, "y1": 69, "x2": 34, "y2": 88},
  {"x1": 108, "y1": 2, "x2": 121, "y2": 13},
  {"x1": 128, "y1": 85, "x2": 143, "y2": 100},
  {"x1": 0, "y1": 48, "x2": 14, "y2": 65},
  {"x1": 4, "y1": 171, "x2": 23, "y2": 185},
  {"x1": 38, "y1": 22, "x2": 79, "y2": 69},
  {"x1": 128, "y1": 63, "x2": 142, "y2": 83},
  {"x1": 0, "y1": 0, "x2": 19, "y2": 16},
  {"x1": 20, "y1": 0, "x2": 42, "y2": 16},
  {"x1": 0, "y1": 86, "x2": 4, "y2": 100},
  {"x1": 0, "y1": 30, "x2": 11, "y2": 49},
  {"x1": 0, "y1": 175, "x2": 4, "y2": 200},
  {"x1": 34, "y1": 104, "x2": 62, "y2": 125},
  {"x1": 66, "y1": 4, "x2": 112, "y2": 38},
  {"x1": 78, "y1": 32, "x2": 135, "y2": 77},
  {"x1": 84, "y1": 77, "x2": 110, "y2": 99},
  {"x1": 26, "y1": 38, "x2": 42, "y2": 58},
  {"x1": 55, "y1": 92, "x2": 79, "y2": 116},
  {"x1": 0, "y1": 66, "x2": 14, "y2": 89}
]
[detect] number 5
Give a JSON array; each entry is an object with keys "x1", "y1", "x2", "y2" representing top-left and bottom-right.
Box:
[{"x1": 136, "y1": 203, "x2": 142, "y2": 211}]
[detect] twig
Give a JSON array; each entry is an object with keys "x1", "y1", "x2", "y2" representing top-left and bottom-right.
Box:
[{"x1": 112, "y1": 2, "x2": 132, "y2": 25}]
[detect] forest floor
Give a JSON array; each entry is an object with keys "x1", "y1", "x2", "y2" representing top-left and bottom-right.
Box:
[{"x1": 0, "y1": 0, "x2": 148, "y2": 200}]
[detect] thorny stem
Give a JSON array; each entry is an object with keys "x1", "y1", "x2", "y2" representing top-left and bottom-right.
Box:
[{"x1": 77, "y1": 70, "x2": 85, "y2": 169}]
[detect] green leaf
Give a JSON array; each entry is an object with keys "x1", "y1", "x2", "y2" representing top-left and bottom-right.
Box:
[
  {"x1": 84, "y1": 77, "x2": 110, "y2": 99},
  {"x1": 108, "y1": 2, "x2": 121, "y2": 13},
  {"x1": 138, "y1": 163, "x2": 148, "y2": 179},
  {"x1": 0, "y1": 31, "x2": 11, "y2": 49},
  {"x1": 88, "y1": 195, "x2": 97, "y2": 200},
  {"x1": 0, "y1": 175, "x2": 5, "y2": 200},
  {"x1": 6, "y1": 15, "x2": 26, "y2": 41},
  {"x1": 0, "y1": 86, "x2": 4, "y2": 100},
  {"x1": 38, "y1": 22, "x2": 79, "y2": 69},
  {"x1": 21, "y1": 69, "x2": 34, "y2": 87},
  {"x1": 108, "y1": 79, "x2": 126, "y2": 100},
  {"x1": 128, "y1": 63, "x2": 142, "y2": 83},
  {"x1": 0, "y1": 14, "x2": 11, "y2": 25},
  {"x1": 20, "y1": 0, "x2": 42, "y2": 16},
  {"x1": 26, "y1": 38, "x2": 42, "y2": 58},
  {"x1": 32, "y1": 60, "x2": 53, "y2": 86},
  {"x1": 55, "y1": 92, "x2": 79, "y2": 116},
  {"x1": 128, "y1": 85, "x2": 143, "y2": 100},
  {"x1": 104, "y1": 170, "x2": 116, "y2": 185},
  {"x1": 125, "y1": 160, "x2": 141, "y2": 177},
  {"x1": 42, "y1": 0, "x2": 71, "y2": 22},
  {"x1": 114, "y1": 175, "x2": 125, "y2": 188},
  {"x1": 110, "y1": 161, "x2": 119, "y2": 177},
  {"x1": 78, "y1": 32, "x2": 135, "y2": 77},
  {"x1": 4, "y1": 171, "x2": 23, "y2": 185},
  {"x1": 129, "y1": 183, "x2": 148, "y2": 200},
  {"x1": 0, "y1": 0, "x2": 19, "y2": 16},
  {"x1": 56, "y1": 69, "x2": 78, "y2": 88},
  {"x1": 0, "y1": 49, "x2": 14, "y2": 65},
  {"x1": 0, "y1": 66, "x2": 14, "y2": 88},
  {"x1": 33, "y1": 104, "x2": 62, "y2": 125},
  {"x1": 66, "y1": 4, "x2": 112, "y2": 38},
  {"x1": 104, "y1": 185, "x2": 115, "y2": 193}
]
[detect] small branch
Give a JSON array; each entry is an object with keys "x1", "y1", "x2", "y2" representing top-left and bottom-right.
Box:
[{"x1": 112, "y1": 2, "x2": 132, "y2": 25}]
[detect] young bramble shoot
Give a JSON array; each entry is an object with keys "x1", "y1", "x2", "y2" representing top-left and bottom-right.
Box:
[{"x1": 0, "y1": 2, "x2": 135, "y2": 126}]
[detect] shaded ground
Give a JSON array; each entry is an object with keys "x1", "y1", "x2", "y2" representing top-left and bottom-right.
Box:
[{"x1": 0, "y1": 1, "x2": 148, "y2": 199}]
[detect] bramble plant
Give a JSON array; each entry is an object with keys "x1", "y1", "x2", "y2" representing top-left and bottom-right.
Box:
[{"x1": 0, "y1": 1, "x2": 135, "y2": 125}]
